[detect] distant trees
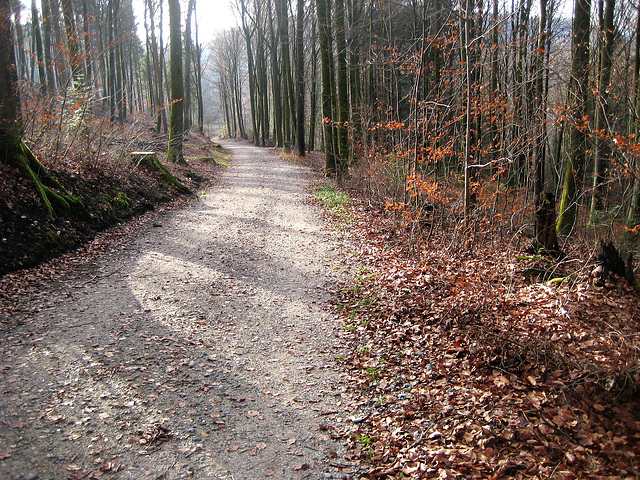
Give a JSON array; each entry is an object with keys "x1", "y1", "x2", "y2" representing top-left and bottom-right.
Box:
[
  {"x1": 6, "y1": 0, "x2": 640, "y2": 252},
  {"x1": 3, "y1": 0, "x2": 207, "y2": 217},
  {"x1": 218, "y1": 0, "x2": 640, "y2": 252},
  {"x1": 5, "y1": 0, "x2": 205, "y2": 140}
]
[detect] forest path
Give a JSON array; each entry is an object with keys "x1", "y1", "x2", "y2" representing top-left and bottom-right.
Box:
[{"x1": 0, "y1": 140, "x2": 355, "y2": 480}]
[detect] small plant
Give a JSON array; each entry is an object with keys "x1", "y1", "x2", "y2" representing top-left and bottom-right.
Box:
[
  {"x1": 354, "y1": 433, "x2": 372, "y2": 446},
  {"x1": 312, "y1": 182, "x2": 351, "y2": 217},
  {"x1": 366, "y1": 365, "x2": 382, "y2": 381}
]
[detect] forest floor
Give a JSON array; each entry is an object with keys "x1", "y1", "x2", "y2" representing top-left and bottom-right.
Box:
[
  {"x1": 330, "y1": 188, "x2": 640, "y2": 478},
  {"x1": 0, "y1": 140, "x2": 363, "y2": 479},
  {"x1": 2, "y1": 134, "x2": 640, "y2": 480}
]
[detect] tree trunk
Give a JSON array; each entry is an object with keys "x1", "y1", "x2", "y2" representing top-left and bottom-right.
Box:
[
  {"x1": 295, "y1": 0, "x2": 306, "y2": 156},
  {"x1": 81, "y1": 0, "x2": 93, "y2": 83},
  {"x1": 589, "y1": 0, "x2": 615, "y2": 215},
  {"x1": 10, "y1": 0, "x2": 26, "y2": 81},
  {"x1": 194, "y1": 11, "x2": 204, "y2": 134},
  {"x1": 534, "y1": 192, "x2": 560, "y2": 253},
  {"x1": 268, "y1": 0, "x2": 283, "y2": 147},
  {"x1": 316, "y1": 0, "x2": 336, "y2": 174},
  {"x1": 167, "y1": 0, "x2": 185, "y2": 164},
  {"x1": 626, "y1": 7, "x2": 640, "y2": 226},
  {"x1": 183, "y1": 0, "x2": 195, "y2": 133},
  {"x1": 276, "y1": 0, "x2": 296, "y2": 144},
  {"x1": 308, "y1": 16, "x2": 318, "y2": 152},
  {"x1": 108, "y1": 0, "x2": 120, "y2": 122},
  {"x1": 146, "y1": 0, "x2": 167, "y2": 134},
  {"x1": 239, "y1": 0, "x2": 259, "y2": 144},
  {"x1": 335, "y1": 0, "x2": 349, "y2": 173},
  {"x1": 61, "y1": 0, "x2": 83, "y2": 90},
  {"x1": 533, "y1": 0, "x2": 548, "y2": 198},
  {"x1": 40, "y1": 0, "x2": 56, "y2": 93},
  {"x1": 557, "y1": 0, "x2": 592, "y2": 236},
  {"x1": 1, "y1": 0, "x2": 21, "y2": 134}
]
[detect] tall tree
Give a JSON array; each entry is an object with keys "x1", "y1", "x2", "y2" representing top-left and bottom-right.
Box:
[
  {"x1": 626, "y1": 4, "x2": 640, "y2": 226},
  {"x1": 183, "y1": 0, "x2": 195, "y2": 133},
  {"x1": 61, "y1": 0, "x2": 83, "y2": 90},
  {"x1": 316, "y1": 0, "x2": 336, "y2": 173},
  {"x1": 295, "y1": 0, "x2": 305, "y2": 156},
  {"x1": 31, "y1": 0, "x2": 47, "y2": 94},
  {"x1": 40, "y1": 0, "x2": 56, "y2": 93},
  {"x1": 335, "y1": 0, "x2": 349, "y2": 172},
  {"x1": 167, "y1": 0, "x2": 185, "y2": 163},
  {"x1": 147, "y1": 0, "x2": 168, "y2": 134},
  {"x1": 557, "y1": 0, "x2": 592, "y2": 235},
  {"x1": 589, "y1": 0, "x2": 615, "y2": 215},
  {"x1": 193, "y1": 4, "x2": 205, "y2": 134},
  {"x1": 533, "y1": 0, "x2": 548, "y2": 198}
]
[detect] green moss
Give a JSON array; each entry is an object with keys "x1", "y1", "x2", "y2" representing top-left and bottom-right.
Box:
[{"x1": 192, "y1": 153, "x2": 231, "y2": 167}]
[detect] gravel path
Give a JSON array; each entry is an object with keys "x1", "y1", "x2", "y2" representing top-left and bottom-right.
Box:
[{"x1": 0, "y1": 141, "x2": 356, "y2": 480}]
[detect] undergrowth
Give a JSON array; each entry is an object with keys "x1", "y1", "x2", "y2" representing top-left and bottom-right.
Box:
[{"x1": 322, "y1": 183, "x2": 640, "y2": 479}]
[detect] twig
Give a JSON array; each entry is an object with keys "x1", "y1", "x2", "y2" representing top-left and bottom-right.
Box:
[{"x1": 73, "y1": 264, "x2": 125, "y2": 287}]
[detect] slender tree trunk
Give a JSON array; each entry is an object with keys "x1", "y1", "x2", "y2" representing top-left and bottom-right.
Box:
[
  {"x1": 183, "y1": 0, "x2": 195, "y2": 134},
  {"x1": 335, "y1": 0, "x2": 349, "y2": 173},
  {"x1": 463, "y1": 0, "x2": 472, "y2": 226},
  {"x1": 41, "y1": 0, "x2": 56, "y2": 93},
  {"x1": 557, "y1": 0, "x2": 592, "y2": 235},
  {"x1": 194, "y1": 8, "x2": 204, "y2": 134},
  {"x1": 81, "y1": 0, "x2": 92, "y2": 83},
  {"x1": 239, "y1": 0, "x2": 259, "y2": 144},
  {"x1": 268, "y1": 0, "x2": 283, "y2": 146},
  {"x1": 589, "y1": 0, "x2": 615, "y2": 215},
  {"x1": 116, "y1": 39, "x2": 126, "y2": 122},
  {"x1": 316, "y1": 0, "x2": 336, "y2": 173},
  {"x1": 10, "y1": 0, "x2": 26, "y2": 81},
  {"x1": 626, "y1": 7, "x2": 640, "y2": 226},
  {"x1": 276, "y1": 0, "x2": 296, "y2": 144},
  {"x1": 257, "y1": 26, "x2": 270, "y2": 145},
  {"x1": 108, "y1": 0, "x2": 119, "y2": 122},
  {"x1": 146, "y1": 0, "x2": 167, "y2": 134},
  {"x1": 348, "y1": 0, "x2": 362, "y2": 155},
  {"x1": 295, "y1": 0, "x2": 306, "y2": 156},
  {"x1": 50, "y1": 0, "x2": 70, "y2": 89},
  {"x1": 61, "y1": 0, "x2": 83, "y2": 90},
  {"x1": 308, "y1": 16, "x2": 318, "y2": 151},
  {"x1": 533, "y1": 0, "x2": 548, "y2": 198},
  {"x1": 31, "y1": 0, "x2": 47, "y2": 95},
  {"x1": 167, "y1": 0, "x2": 185, "y2": 164}
]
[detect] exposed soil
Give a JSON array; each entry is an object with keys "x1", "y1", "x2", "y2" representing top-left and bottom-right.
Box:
[{"x1": 0, "y1": 140, "x2": 361, "y2": 479}]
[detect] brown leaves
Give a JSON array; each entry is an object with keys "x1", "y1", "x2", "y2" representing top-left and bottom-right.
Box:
[
  {"x1": 333, "y1": 195, "x2": 640, "y2": 479},
  {"x1": 133, "y1": 424, "x2": 172, "y2": 447}
]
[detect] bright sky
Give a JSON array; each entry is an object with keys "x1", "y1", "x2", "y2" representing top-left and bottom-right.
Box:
[
  {"x1": 21, "y1": 0, "x2": 238, "y2": 46},
  {"x1": 131, "y1": 0, "x2": 238, "y2": 45}
]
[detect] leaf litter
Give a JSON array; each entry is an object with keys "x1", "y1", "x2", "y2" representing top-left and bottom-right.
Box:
[{"x1": 327, "y1": 192, "x2": 640, "y2": 479}]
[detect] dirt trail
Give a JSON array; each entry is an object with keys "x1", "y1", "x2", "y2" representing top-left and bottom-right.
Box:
[{"x1": 0, "y1": 141, "x2": 356, "y2": 480}]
